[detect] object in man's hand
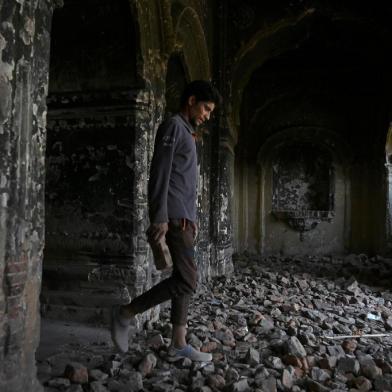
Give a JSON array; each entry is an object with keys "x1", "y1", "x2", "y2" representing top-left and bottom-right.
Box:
[{"x1": 149, "y1": 237, "x2": 173, "y2": 270}]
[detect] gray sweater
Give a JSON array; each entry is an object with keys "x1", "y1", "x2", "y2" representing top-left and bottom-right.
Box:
[{"x1": 148, "y1": 113, "x2": 197, "y2": 223}]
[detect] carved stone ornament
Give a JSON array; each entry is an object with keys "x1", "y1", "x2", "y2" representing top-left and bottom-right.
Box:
[{"x1": 272, "y1": 210, "x2": 335, "y2": 233}]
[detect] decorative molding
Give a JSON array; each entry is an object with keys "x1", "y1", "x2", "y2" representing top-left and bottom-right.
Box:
[{"x1": 272, "y1": 209, "x2": 334, "y2": 241}]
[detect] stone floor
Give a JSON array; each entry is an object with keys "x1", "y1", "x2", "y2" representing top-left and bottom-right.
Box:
[{"x1": 37, "y1": 254, "x2": 392, "y2": 391}]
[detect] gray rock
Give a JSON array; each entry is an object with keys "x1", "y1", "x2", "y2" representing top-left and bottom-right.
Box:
[
  {"x1": 65, "y1": 386, "x2": 84, "y2": 392},
  {"x1": 353, "y1": 376, "x2": 372, "y2": 392},
  {"x1": 337, "y1": 357, "x2": 360, "y2": 375},
  {"x1": 326, "y1": 345, "x2": 346, "y2": 358},
  {"x1": 188, "y1": 333, "x2": 203, "y2": 349},
  {"x1": 147, "y1": 334, "x2": 165, "y2": 349},
  {"x1": 191, "y1": 371, "x2": 205, "y2": 390},
  {"x1": 267, "y1": 356, "x2": 285, "y2": 370},
  {"x1": 306, "y1": 378, "x2": 330, "y2": 392},
  {"x1": 214, "y1": 329, "x2": 236, "y2": 347},
  {"x1": 107, "y1": 379, "x2": 123, "y2": 391},
  {"x1": 374, "y1": 374, "x2": 392, "y2": 391},
  {"x1": 89, "y1": 369, "x2": 109, "y2": 382},
  {"x1": 179, "y1": 357, "x2": 193, "y2": 368},
  {"x1": 122, "y1": 370, "x2": 143, "y2": 391},
  {"x1": 259, "y1": 377, "x2": 277, "y2": 392},
  {"x1": 201, "y1": 363, "x2": 215, "y2": 376},
  {"x1": 310, "y1": 367, "x2": 330, "y2": 383},
  {"x1": 282, "y1": 366, "x2": 296, "y2": 389},
  {"x1": 255, "y1": 318, "x2": 274, "y2": 334},
  {"x1": 345, "y1": 277, "x2": 361, "y2": 295},
  {"x1": 225, "y1": 367, "x2": 240, "y2": 383},
  {"x1": 285, "y1": 336, "x2": 307, "y2": 358},
  {"x1": 245, "y1": 347, "x2": 260, "y2": 367},
  {"x1": 359, "y1": 357, "x2": 382, "y2": 379},
  {"x1": 89, "y1": 382, "x2": 109, "y2": 392},
  {"x1": 207, "y1": 374, "x2": 226, "y2": 390},
  {"x1": 254, "y1": 368, "x2": 270, "y2": 387},
  {"x1": 138, "y1": 353, "x2": 158, "y2": 376},
  {"x1": 47, "y1": 377, "x2": 71, "y2": 388},
  {"x1": 64, "y1": 362, "x2": 89, "y2": 384},
  {"x1": 319, "y1": 355, "x2": 337, "y2": 370},
  {"x1": 229, "y1": 379, "x2": 250, "y2": 392}
]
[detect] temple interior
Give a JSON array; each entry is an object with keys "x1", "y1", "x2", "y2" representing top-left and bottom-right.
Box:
[{"x1": 2, "y1": 1, "x2": 392, "y2": 391}]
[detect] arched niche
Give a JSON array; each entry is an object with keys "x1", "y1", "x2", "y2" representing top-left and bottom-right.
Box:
[{"x1": 256, "y1": 127, "x2": 352, "y2": 255}]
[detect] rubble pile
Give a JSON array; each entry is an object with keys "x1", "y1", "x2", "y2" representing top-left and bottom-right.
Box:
[{"x1": 39, "y1": 254, "x2": 392, "y2": 391}]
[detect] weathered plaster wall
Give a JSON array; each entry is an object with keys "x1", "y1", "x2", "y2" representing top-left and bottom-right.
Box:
[{"x1": 0, "y1": 1, "x2": 53, "y2": 391}]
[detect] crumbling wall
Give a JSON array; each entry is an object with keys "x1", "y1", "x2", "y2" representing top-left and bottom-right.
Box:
[{"x1": 0, "y1": 1, "x2": 53, "y2": 391}]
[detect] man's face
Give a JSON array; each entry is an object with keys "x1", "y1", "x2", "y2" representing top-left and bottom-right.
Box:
[{"x1": 188, "y1": 97, "x2": 215, "y2": 127}]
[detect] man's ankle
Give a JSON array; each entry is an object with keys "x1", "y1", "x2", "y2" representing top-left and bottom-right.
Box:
[{"x1": 172, "y1": 343, "x2": 187, "y2": 350}]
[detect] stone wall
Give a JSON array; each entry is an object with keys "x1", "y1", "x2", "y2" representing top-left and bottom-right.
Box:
[{"x1": 0, "y1": 1, "x2": 53, "y2": 391}]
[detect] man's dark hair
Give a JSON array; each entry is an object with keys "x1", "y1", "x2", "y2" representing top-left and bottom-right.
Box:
[{"x1": 180, "y1": 80, "x2": 222, "y2": 108}]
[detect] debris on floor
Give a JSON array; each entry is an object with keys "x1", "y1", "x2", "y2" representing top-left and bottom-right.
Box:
[{"x1": 38, "y1": 254, "x2": 392, "y2": 391}]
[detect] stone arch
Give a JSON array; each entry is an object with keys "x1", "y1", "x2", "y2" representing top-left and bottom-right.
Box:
[
  {"x1": 229, "y1": 9, "x2": 316, "y2": 137},
  {"x1": 229, "y1": 10, "x2": 388, "y2": 143},
  {"x1": 134, "y1": 0, "x2": 172, "y2": 87},
  {"x1": 172, "y1": 5, "x2": 211, "y2": 80},
  {"x1": 133, "y1": 1, "x2": 210, "y2": 87}
]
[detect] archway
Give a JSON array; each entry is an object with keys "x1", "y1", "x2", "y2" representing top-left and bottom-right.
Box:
[{"x1": 42, "y1": 0, "x2": 140, "y2": 322}]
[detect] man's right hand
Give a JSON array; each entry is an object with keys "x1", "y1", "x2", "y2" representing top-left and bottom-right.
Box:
[{"x1": 146, "y1": 222, "x2": 169, "y2": 244}]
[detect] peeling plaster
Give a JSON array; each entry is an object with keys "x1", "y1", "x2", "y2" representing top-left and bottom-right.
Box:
[{"x1": 20, "y1": 17, "x2": 35, "y2": 45}]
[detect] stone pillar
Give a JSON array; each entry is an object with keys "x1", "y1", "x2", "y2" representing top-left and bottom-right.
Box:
[
  {"x1": 384, "y1": 163, "x2": 392, "y2": 252},
  {"x1": 131, "y1": 87, "x2": 165, "y2": 322},
  {"x1": 85, "y1": 88, "x2": 163, "y2": 325},
  {"x1": 211, "y1": 128, "x2": 234, "y2": 276},
  {"x1": 132, "y1": 88, "x2": 159, "y2": 297},
  {"x1": 211, "y1": 0, "x2": 234, "y2": 276},
  {"x1": 0, "y1": 1, "x2": 53, "y2": 391}
]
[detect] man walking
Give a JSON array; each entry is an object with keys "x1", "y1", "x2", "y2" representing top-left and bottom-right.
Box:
[{"x1": 111, "y1": 80, "x2": 221, "y2": 362}]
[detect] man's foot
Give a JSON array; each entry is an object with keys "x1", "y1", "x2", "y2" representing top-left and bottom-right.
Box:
[
  {"x1": 167, "y1": 345, "x2": 213, "y2": 362},
  {"x1": 110, "y1": 305, "x2": 132, "y2": 353}
]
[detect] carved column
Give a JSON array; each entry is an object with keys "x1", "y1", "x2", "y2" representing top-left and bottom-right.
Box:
[
  {"x1": 210, "y1": 0, "x2": 234, "y2": 276},
  {"x1": 0, "y1": 1, "x2": 54, "y2": 391},
  {"x1": 211, "y1": 127, "x2": 234, "y2": 275},
  {"x1": 385, "y1": 163, "x2": 392, "y2": 252}
]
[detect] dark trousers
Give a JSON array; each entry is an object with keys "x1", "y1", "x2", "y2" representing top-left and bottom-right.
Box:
[{"x1": 129, "y1": 219, "x2": 197, "y2": 326}]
